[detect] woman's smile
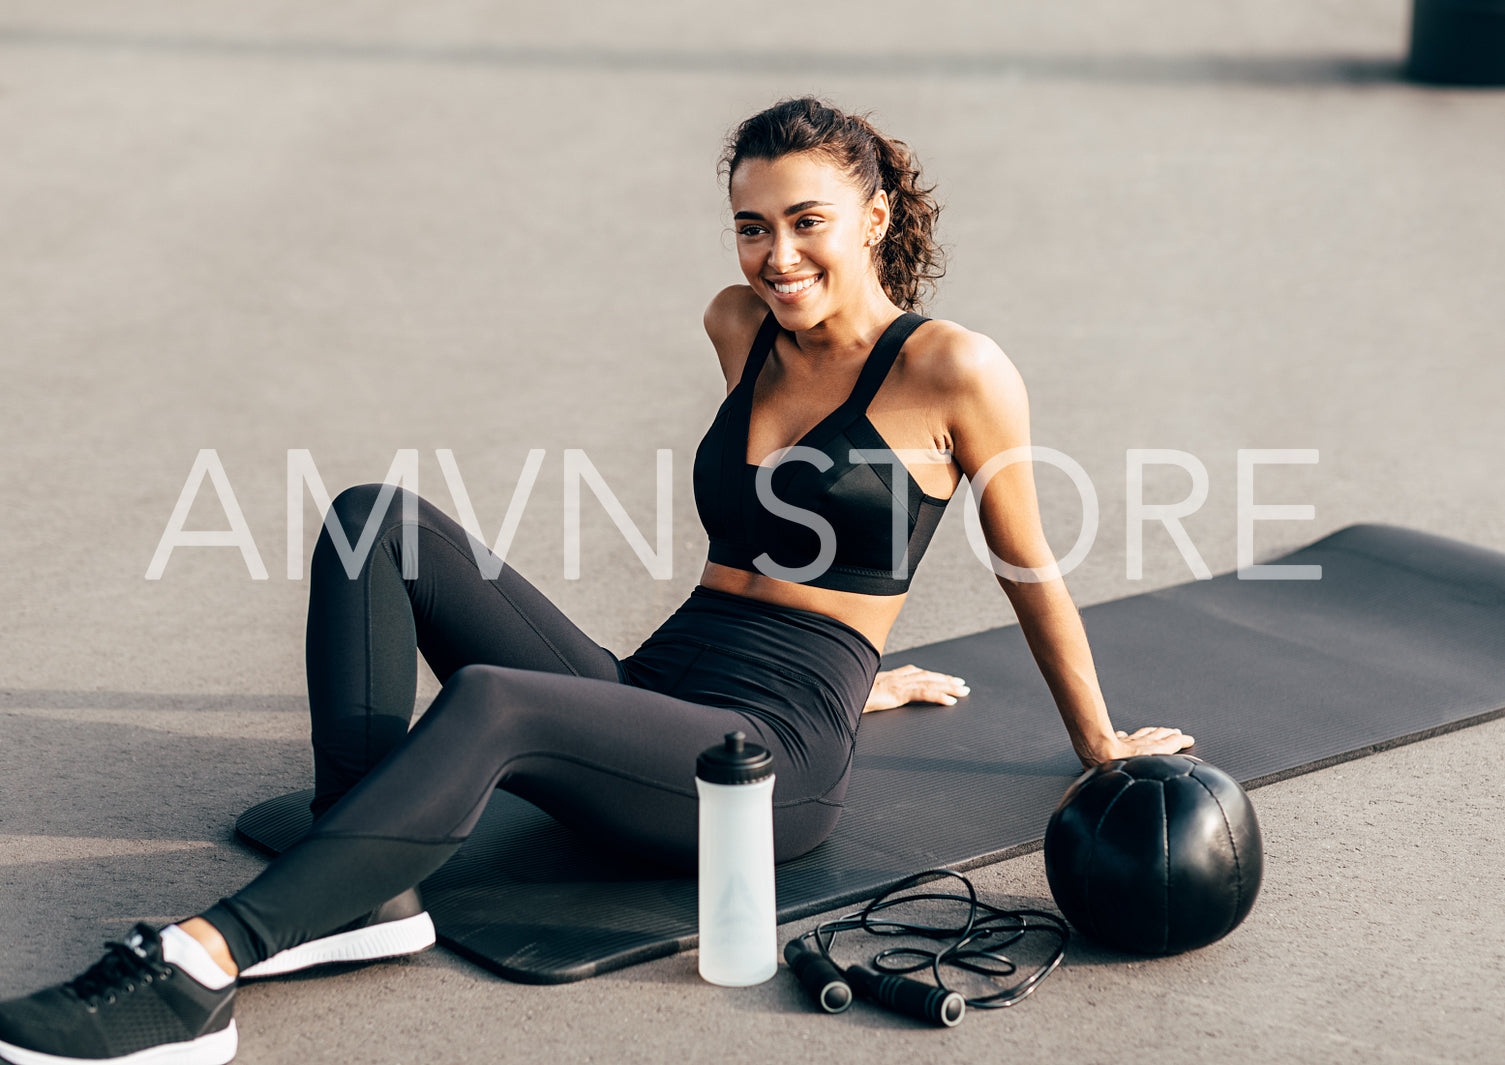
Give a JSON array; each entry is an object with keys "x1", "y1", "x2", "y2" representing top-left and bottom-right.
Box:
[{"x1": 765, "y1": 272, "x2": 823, "y2": 300}]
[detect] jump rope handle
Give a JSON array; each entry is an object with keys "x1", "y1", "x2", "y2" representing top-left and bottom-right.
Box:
[
  {"x1": 783, "y1": 940, "x2": 852, "y2": 1013},
  {"x1": 845, "y1": 966, "x2": 965, "y2": 1028},
  {"x1": 785, "y1": 940, "x2": 964, "y2": 1027}
]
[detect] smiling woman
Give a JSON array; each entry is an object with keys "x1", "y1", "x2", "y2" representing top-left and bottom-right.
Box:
[
  {"x1": 0, "y1": 96, "x2": 1191, "y2": 1065},
  {"x1": 695, "y1": 96, "x2": 1191, "y2": 750}
]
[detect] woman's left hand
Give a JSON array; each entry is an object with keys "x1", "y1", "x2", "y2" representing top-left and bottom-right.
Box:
[{"x1": 863, "y1": 664, "x2": 971, "y2": 713}]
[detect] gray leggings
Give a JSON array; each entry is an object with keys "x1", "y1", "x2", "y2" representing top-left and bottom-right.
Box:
[{"x1": 201, "y1": 484, "x2": 881, "y2": 970}]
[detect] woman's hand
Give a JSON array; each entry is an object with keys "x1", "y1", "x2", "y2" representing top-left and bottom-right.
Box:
[
  {"x1": 863, "y1": 664, "x2": 971, "y2": 713},
  {"x1": 1077, "y1": 726, "x2": 1195, "y2": 769}
]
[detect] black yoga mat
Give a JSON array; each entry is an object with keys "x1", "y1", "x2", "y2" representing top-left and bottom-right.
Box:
[{"x1": 237, "y1": 522, "x2": 1505, "y2": 983}]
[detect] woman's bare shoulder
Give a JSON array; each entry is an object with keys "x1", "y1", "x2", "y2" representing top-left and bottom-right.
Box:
[
  {"x1": 906, "y1": 317, "x2": 1025, "y2": 404},
  {"x1": 703, "y1": 285, "x2": 770, "y2": 390}
]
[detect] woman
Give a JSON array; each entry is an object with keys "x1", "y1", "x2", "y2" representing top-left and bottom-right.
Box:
[{"x1": 0, "y1": 97, "x2": 1191, "y2": 1065}]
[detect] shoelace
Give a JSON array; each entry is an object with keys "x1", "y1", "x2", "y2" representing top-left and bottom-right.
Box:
[{"x1": 65, "y1": 935, "x2": 175, "y2": 1011}]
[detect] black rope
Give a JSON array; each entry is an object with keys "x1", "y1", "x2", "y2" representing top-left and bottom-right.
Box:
[{"x1": 795, "y1": 868, "x2": 1069, "y2": 1011}]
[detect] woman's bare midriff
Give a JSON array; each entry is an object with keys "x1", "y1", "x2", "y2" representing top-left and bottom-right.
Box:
[{"x1": 698, "y1": 561, "x2": 906, "y2": 654}]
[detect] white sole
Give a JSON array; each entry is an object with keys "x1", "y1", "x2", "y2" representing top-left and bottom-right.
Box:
[
  {"x1": 0, "y1": 1019, "x2": 236, "y2": 1065},
  {"x1": 237, "y1": 912, "x2": 436, "y2": 979}
]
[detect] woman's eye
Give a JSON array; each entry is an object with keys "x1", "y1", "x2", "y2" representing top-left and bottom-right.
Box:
[
  {"x1": 795, "y1": 216, "x2": 823, "y2": 229},
  {"x1": 738, "y1": 225, "x2": 766, "y2": 237}
]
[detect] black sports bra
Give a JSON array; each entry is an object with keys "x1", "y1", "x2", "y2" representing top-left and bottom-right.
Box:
[{"x1": 692, "y1": 310, "x2": 950, "y2": 596}]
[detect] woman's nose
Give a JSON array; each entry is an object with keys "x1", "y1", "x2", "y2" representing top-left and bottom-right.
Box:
[{"x1": 768, "y1": 231, "x2": 800, "y2": 273}]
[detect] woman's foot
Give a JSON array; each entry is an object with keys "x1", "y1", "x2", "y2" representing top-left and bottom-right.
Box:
[
  {"x1": 237, "y1": 889, "x2": 435, "y2": 979},
  {"x1": 0, "y1": 923, "x2": 236, "y2": 1065}
]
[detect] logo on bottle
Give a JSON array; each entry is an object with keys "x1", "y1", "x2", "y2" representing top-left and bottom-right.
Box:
[{"x1": 711, "y1": 874, "x2": 763, "y2": 946}]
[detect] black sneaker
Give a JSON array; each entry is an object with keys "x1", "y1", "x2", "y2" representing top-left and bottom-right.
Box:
[
  {"x1": 0, "y1": 924, "x2": 236, "y2": 1065},
  {"x1": 237, "y1": 888, "x2": 435, "y2": 979}
]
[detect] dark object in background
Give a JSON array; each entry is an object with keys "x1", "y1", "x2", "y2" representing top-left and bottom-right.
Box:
[
  {"x1": 1408, "y1": 0, "x2": 1505, "y2": 85},
  {"x1": 1044, "y1": 755, "x2": 1262, "y2": 955}
]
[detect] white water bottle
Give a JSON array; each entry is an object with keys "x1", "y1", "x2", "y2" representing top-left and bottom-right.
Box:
[{"x1": 696, "y1": 730, "x2": 777, "y2": 986}]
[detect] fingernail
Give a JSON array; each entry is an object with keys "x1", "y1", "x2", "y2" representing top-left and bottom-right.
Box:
[
  {"x1": 957, "y1": 686, "x2": 971, "y2": 696},
  {"x1": 942, "y1": 696, "x2": 957, "y2": 705}
]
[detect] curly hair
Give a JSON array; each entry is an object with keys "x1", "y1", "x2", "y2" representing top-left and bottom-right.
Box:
[{"x1": 719, "y1": 97, "x2": 946, "y2": 313}]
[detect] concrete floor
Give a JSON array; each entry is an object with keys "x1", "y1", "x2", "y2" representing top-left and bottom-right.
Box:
[{"x1": 1, "y1": 2, "x2": 1502, "y2": 1063}]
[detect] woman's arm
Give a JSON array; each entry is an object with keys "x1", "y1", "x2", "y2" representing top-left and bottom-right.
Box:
[{"x1": 937, "y1": 324, "x2": 1193, "y2": 767}]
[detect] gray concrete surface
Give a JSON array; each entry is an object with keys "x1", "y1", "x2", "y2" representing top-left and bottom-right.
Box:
[{"x1": 2, "y1": 2, "x2": 1502, "y2": 1063}]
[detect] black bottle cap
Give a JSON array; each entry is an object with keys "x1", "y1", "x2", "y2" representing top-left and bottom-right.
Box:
[{"x1": 696, "y1": 730, "x2": 774, "y2": 785}]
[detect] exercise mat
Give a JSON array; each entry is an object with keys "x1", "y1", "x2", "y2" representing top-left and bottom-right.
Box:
[{"x1": 237, "y1": 523, "x2": 1505, "y2": 982}]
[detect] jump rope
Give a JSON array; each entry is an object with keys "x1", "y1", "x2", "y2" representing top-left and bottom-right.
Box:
[{"x1": 782, "y1": 868, "x2": 1069, "y2": 1027}]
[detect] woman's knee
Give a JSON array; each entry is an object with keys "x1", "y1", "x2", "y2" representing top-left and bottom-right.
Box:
[
  {"x1": 310, "y1": 484, "x2": 427, "y2": 581},
  {"x1": 326, "y1": 482, "x2": 413, "y2": 539},
  {"x1": 427, "y1": 664, "x2": 521, "y2": 731},
  {"x1": 445, "y1": 662, "x2": 503, "y2": 694}
]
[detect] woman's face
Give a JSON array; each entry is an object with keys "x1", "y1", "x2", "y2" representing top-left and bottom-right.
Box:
[{"x1": 729, "y1": 152, "x2": 889, "y2": 332}]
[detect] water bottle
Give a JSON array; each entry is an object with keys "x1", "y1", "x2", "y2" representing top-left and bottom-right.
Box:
[{"x1": 695, "y1": 730, "x2": 777, "y2": 986}]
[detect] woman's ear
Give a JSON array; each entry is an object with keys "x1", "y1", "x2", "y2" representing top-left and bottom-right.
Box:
[{"x1": 866, "y1": 189, "x2": 892, "y2": 246}]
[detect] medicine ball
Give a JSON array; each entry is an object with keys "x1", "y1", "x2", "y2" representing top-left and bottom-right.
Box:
[{"x1": 1043, "y1": 754, "x2": 1262, "y2": 955}]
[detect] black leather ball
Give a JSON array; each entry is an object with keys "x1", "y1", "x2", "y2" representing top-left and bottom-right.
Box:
[{"x1": 1043, "y1": 754, "x2": 1262, "y2": 955}]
